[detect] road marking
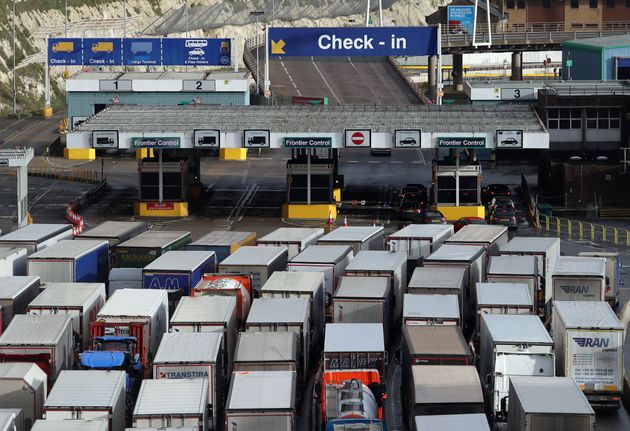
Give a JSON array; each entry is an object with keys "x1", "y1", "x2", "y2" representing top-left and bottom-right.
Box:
[
  {"x1": 347, "y1": 160, "x2": 359, "y2": 163},
  {"x1": 417, "y1": 150, "x2": 426, "y2": 165},
  {"x1": 0, "y1": 117, "x2": 26, "y2": 133},
  {"x1": 311, "y1": 59, "x2": 342, "y2": 104},
  {"x1": 390, "y1": 161, "x2": 403, "y2": 164},
  {"x1": 412, "y1": 160, "x2": 423, "y2": 164},
  {"x1": 240, "y1": 161, "x2": 251, "y2": 184},
  {"x1": 368, "y1": 161, "x2": 380, "y2": 164},
  {"x1": 280, "y1": 59, "x2": 302, "y2": 96}
]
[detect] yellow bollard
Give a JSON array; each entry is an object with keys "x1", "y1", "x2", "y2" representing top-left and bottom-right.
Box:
[
  {"x1": 567, "y1": 220, "x2": 572, "y2": 237},
  {"x1": 602, "y1": 226, "x2": 607, "y2": 242},
  {"x1": 579, "y1": 222, "x2": 583, "y2": 239},
  {"x1": 614, "y1": 227, "x2": 618, "y2": 244},
  {"x1": 545, "y1": 215, "x2": 550, "y2": 231},
  {"x1": 591, "y1": 224, "x2": 595, "y2": 241}
]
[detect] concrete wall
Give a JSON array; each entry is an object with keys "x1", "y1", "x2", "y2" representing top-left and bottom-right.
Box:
[{"x1": 562, "y1": 46, "x2": 602, "y2": 79}]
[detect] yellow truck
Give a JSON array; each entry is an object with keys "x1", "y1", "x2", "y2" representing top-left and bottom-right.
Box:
[
  {"x1": 92, "y1": 41, "x2": 114, "y2": 53},
  {"x1": 52, "y1": 41, "x2": 74, "y2": 53}
]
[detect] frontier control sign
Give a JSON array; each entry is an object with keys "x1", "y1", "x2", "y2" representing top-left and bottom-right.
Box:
[
  {"x1": 131, "y1": 137, "x2": 181, "y2": 149},
  {"x1": 284, "y1": 137, "x2": 332, "y2": 148},
  {"x1": 269, "y1": 26, "x2": 438, "y2": 57},
  {"x1": 438, "y1": 137, "x2": 486, "y2": 148}
]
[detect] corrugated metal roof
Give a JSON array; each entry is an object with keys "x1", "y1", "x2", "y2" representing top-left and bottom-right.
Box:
[
  {"x1": 220, "y1": 246, "x2": 287, "y2": 266},
  {"x1": 0, "y1": 362, "x2": 47, "y2": 387},
  {"x1": 335, "y1": 276, "x2": 389, "y2": 298},
  {"x1": 289, "y1": 245, "x2": 352, "y2": 264},
  {"x1": 387, "y1": 224, "x2": 453, "y2": 240},
  {"x1": 78, "y1": 221, "x2": 146, "y2": 239},
  {"x1": 404, "y1": 294, "x2": 460, "y2": 320},
  {"x1": 324, "y1": 323, "x2": 384, "y2": 352},
  {"x1": 28, "y1": 240, "x2": 107, "y2": 260},
  {"x1": 45, "y1": 370, "x2": 125, "y2": 407},
  {"x1": 500, "y1": 237, "x2": 560, "y2": 253},
  {"x1": 28, "y1": 283, "x2": 104, "y2": 307},
  {"x1": 487, "y1": 255, "x2": 537, "y2": 276},
  {"x1": 0, "y1": 276, "x2": 39, "y2": 300},
  {"x1": 259, "y1": 227, "x2": 324, "y2": 243},
  {"x1": 446, "y1": 225, "x2": 507, "y2": 244},
  {"x1": 153, "y1": 332, "x2": 222, "y2": 364},
  {"x1": 117, "y1": 231, "x2": 190, "y2": 249},
  {"x1": 0, "y1": 247, "x2": 25, "y2": 260},
  {"x1": 403, "y1": 326, "x2": 471, "y2": 356},
  {"x1": 0, "y1": 224, "x2": 71, "y2": 242},
  {"x1": 408, "y1": 267, "x2": 466, "y2": 290},
  {"x1": 32, "y1": 420, "x2": 109, "y2": 431},
  {"x1": 415, "y1": 413, "x2": 490, "y2": 431},
  {"x1": 553, "y1": 256, "x2": 606, "y2": 277},
  {"x1": 424, "y1": 244, "x2": 485, "y2": 262},
  {"x1": 346, "y1": 250, "x2": 406, "y2": 272},
  {"x1": 134, "y1": 379, "x2": 206, "y2": 415},
  {"x1": 510, "y1": 376, "x2": 594, "y2": 414},
  {"x1": 318, "y1": 226, "x2": 384, "y2": 243},
  {"x1": 475, "y1": 283, "x2": 532, "y2": 306},
  {"x1": 565, "y1": 34, "x2": 630, "y2": 49},
  {"x1": 97, "y1": 289, "x2": 167, "y2": 318},
  {"x1": 553, "y1": 301, "x2": 623, "y2": 329},
  {"x1": 189, "y1": 230, "x2": 255, "y2": 247},
  {"x1": 70, "y1": 70, "x2": 250, "y2": 81},
  {"x1": 234, "y1": 332, "x2": 298, "y2": 362},
  {"x1": 482, "y1": 314, "x2": 552, "y2": 344},
  {"x1": 246, "y1": 298, "x2": 309, "y2": 324},
  {"x1": 171, "y1": 296, "x2": 236, "y2": 324},
  {"x1": 227, "y1": 371, "x2": 295, "y2": 410},
  {"x1": 143, "y1": 250, "x2": 215, "y2": 272},
  {"x1": 261, "y1": 271, "x2": 324, "y2": 293},
  {"x1": 412, "y1": 365, "x2": 483, "y2": 404},
  {"x1": 0, "y1": 314, "x2": 71, "y2": 346}
]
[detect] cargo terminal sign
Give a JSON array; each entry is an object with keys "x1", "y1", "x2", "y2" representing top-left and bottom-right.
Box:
[
  {"x1": 284, "y1": 137, "x2": 332, "y2": 148},
  {"x1": 269, "y1": 26, "x2": 438, "y2": 57},
  {"x1": 437, "y1": 137, "x2": 486, "y2": 148}
]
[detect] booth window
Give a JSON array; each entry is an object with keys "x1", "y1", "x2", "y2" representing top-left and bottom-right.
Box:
[
  {"x1": 543, "y1": 0, "x2": 551, "y2": 8},
  {"x1": 607, "y1": 0, "x2": 615, "y2": 7},
  {"x1": 517, "y1": 0, "x2": 526, "y2": 8},
  {"x1": 589, "y1": 0, "x2": 598, "y2": 8},
  {"x1": 506, "y1": 0, "x2": 515, "y2": 8},
  {"x1": 571, "y1": 0, "x2": 579, "y2": 7}
]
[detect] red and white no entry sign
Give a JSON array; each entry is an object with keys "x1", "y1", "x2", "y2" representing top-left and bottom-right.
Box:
[{"x1": 351, "y1": 132, "x2": 365, "y2": 145}]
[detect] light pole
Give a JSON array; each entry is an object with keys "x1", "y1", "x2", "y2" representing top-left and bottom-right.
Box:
[
  {"x1": 12, "y1": 0, "x2": 16, "y2": 115},
  {"x1": 250, "y1": 11, "x2": 264, "y2": 95},
  {"x1": 64, "y1": 0, "x2": 68, "y2": 37},
  {"x1": 185, "y1": 0, "x2": 189, "y2": 38},
  {"x1": 123, "y1": 0, "x2": 127, "y2": 37}
]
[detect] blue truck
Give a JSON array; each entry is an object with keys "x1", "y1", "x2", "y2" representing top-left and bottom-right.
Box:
[
  {"x1": 142, "y1": 250, "x2": 216, "y2": 295},
  {"x1": 26, "y1": 239, "x2": 109, "y2": 283}
]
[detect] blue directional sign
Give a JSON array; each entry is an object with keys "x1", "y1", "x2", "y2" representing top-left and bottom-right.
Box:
[
  {"x1": 268, "y1": 26, "x2": 438, "y2": 57},
  {"x1": 447, "y1": 6, "x2": 475, "y2": 34},
  {"x1": 48, "y1": 38, "x2": 83, "y2": 65},
  {"x1": 162, "y1": 38, "x2": 231, "y2": 66},
  {"x1": 83, "y1": 38, "x2": 123, "y2": 66},
  {"x1": 123, "y1": 38, "x2": 161, "y2": 66}
]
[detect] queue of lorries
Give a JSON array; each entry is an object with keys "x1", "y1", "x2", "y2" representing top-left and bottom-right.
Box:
[{"x1": 0, "y1": 220, "x2": 624, "y2": 430}]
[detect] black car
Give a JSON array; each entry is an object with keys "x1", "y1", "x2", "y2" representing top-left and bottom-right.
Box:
[
  {"x1": 398, "y1": 200, "x2": 422, "y2": 221},
  {"x1": 414, "y1": 209, "x2": 447, "y2": 224},
  {"x1": 490, "y1": 207, "x2": 518, "y2": 229},
  {"x1": 483, "y1": 184, "x2": 512, "y2": 204}
]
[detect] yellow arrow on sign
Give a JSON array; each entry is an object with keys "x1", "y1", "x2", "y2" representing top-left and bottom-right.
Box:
[{"x1": 271, "y1": 39, "x2": 286, "y2": 55}]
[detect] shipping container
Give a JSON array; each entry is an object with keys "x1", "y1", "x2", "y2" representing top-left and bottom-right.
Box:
[
  {"x1": 0, "y1": 247, "x2": 27, "y2": 276},
  {"x1": 27, "y1": 282, "x2": 106, "y2": 350},
  {"x1": 32, "y1": 420, "x2": 108, "y2": 431},
  {"x1": 552, "y1": 301, "x2": 624, "y2": 409},
  {"x1": 386, "y1": 224, "x2": 453, "y2": 262},
  {"x1": 260, "y1": 271, "x2": 325, "y2": 342},
  {"x1": 415, "y1": 413, "x2": 490, "y2": 431},
  {"x1": 475, "y1": 283, "x2": 534, "y2": 334},
  {"x1": 287, "y1": 245, "x2": 353, "y2": 296},
  {"x1": 578, "y1": 251, "x2": 622, "y2": 308},
  {"x1": 153, "y1": 332, "x2": 223, "y2": 431},
  {"x1": 0, "y1": 363, "x2": 46, "y2": 430},
  {"x1": 191, "y1": 274, "x2": 253, "y2": 326},
  {"x1": 76, "y1": 221, "x2": 146, "y2": 247},
  {"x1": 219, "y1": 246, "x2": 288, "y2": 293},
  {"x1": 499, "y1": 237, "x2": 560, "y2": 309},
  {"x1": 133, "y1": 379, "x2": 209, "y2": 431},
  {"x1": 225, "y1": 370, "x2": 296, "y2": 431},
  {"x1": 0, "y1": 409, "x2": 23, "y2": 431},
  {"x1": 114, "y1": 231, "x2": 191, "y2": 268},
  {"x1": 408, "y1": 267, "x2": 466, "y2": 325},
  {"x1": 258, "y1": 228, "x2": 324, "y2": 259},
  {"x1": 246, "y1": 298, "x2": 311, "y2": 373},
  {"x1": 344, "y1": 250, "x2": 407, "y2": 325},
  {"x1": 486, "y1": 255, "x2": 540, "y2": 313},
  {"x1": 0, "y1": 314, "x2": 73, "y2": 385},
  {"x1": 507, "y1": 376, "x2": 595, "y2": 431},
  {"x1": 552, "y1": 257, "x2": 606, "y2": 303},
  {"x1": 445, "y1": 225, "x2": 508, "y2": 257},
  {"x1": 0, "y1": 276, "x2": 40, "y2": 333},
  {"x1": 185, "y1": 230, "x2": 256, "y2": 263},
  {"x1": 27, "y1": 240, "x2": 109, "y2": 283},
  {"x1": 233, "y1": 331, "x2": 299, "y2": 375},
  {"x1": 142, "y1": 250, "x2": 216, "y2": 295},
  {"x1": 107, "y1": 268, "x2": 142, "y2": 296},
  {"x1": 0, "y1": 225, "x2": 73, "y2": 255},
  {"x1": 403, "y1": 294, "x2": 460, "y2": 327},
  {"x1": 93, "y1": 289, "x2": 168, "y2": 375},
  {"x1": 479, "y1": 314, "x2": 555, "y2": 421},
  {"x1": 317, "y1": 226, "x2": 384, "y2": 253},
  {"x1": 170, "y1": 296, "x2": 236, "y2": 375},
  {"x1": 324, "y1": 323, "x2": 386, "y2": 377},
  {"x1": 43, "y1": 370, "x2": 125, "y2": 431}
]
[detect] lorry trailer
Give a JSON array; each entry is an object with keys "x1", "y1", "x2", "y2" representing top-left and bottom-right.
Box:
[
  {"x1": 142, "y1": 250, "x2": 216, "y2": 295},
  {"x1": 386, "y1": 223, "x2": 453, "y2": 263},
  {"x1": 191, "y1": 274, "x2": 253, "y2": 326},
  {"x1": 578, "y1": 251, "x2": 622, "y2": 307},
  {"x1": 324, "y1": 323, "x2": 386, "y2": 377},
  {"x1": 76, "y1": 221, "x2": 146, "y2": 247},
  {"x1": 258, "y1": 227, "x2": 324, "y2": 259},
  {"x1": 0, "y1": 247, "x2": 27, "y2": 276},
  {"x1": 414, "y1": 413, "x2": 490, "y2": 431},
  {"x1": 317, "y1": 226, "x2": 384, "y2": 253},
  {"x1": 185, "y1": 230, "x2": 256, "y2": 262},
  {"x1": 403, "y1": 294, "x2": 460, "y2": 327},
  {"x1": 402, "y1": 325, "x2": 473, "y2": 367},
  {"x1": 444, "y1": 225, "x2": 508, "y2": 257},
  {"x1": 552, "y1": 257, "x2": 606, "y2": 303},
  {"x1": 0, "y1": 363, "x2": 47, "y2": 428},
  {"x1": 0, "y1": 224, "x2": 72, "y2": 255},
  {"x1": 486, "y1": 255, "x2": 540, "y2": 313},
  {"x1": 107, "y1": 268, "x2": 142, "y2": 296},
  {"x1": 474, "y1": 282, "x2": 534, "y2": 334},
  {"x1": 32, "y1": 420, "x2": 108, "y2": 431},
  {"x1": 233, "y1": 331, "x2": 299, "y2": 376},
  {"x1": 218, "y1": 246, "x2": 288, "y2": 293},
  {"x1": 407, "y1": 267, "x2": 466, "y2": 324},
  {"x1": 114, "y1": 230, "x2": 191, "y2": 268},
  {"x1": 0, "y1": 276, "x2": 40, "y2": 333},
  {"x1": 27, "y1": 240, "x2": 109, "y2": 283},
  {"x1": 287, "y1": 245, "x2": 354, "y2": 297}
]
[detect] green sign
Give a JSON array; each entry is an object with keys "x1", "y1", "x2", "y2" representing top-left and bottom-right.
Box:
[
  {"x1": 284, "y1": 137, "x2": 332, "y2": 148},
  {"x1": 566, "y1": 59, "x2": 573, "y2": 67},
  {"x1": 131, "y1": 137, "x2": 180, "y2": 149},
  {"x1": 437, "y1": 137, "x2": 486, "y2": 148}
]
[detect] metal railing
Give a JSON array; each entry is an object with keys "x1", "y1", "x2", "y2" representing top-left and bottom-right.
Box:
[
  {"x1": 388, "y1": 57, "x2": 432, "y2": 104},
  {"x1": 243, "y1": 35, "x2": 265, "y2": 95},
  {"x1": 539, "y1": 214, "x2": 630, "y2": 246}
]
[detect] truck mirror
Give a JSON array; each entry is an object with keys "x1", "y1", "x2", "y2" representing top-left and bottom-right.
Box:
[
  {"x1": 394, "y1": 348, "x2": 402, "y2": 365},
  {"x1": 500, "y1": 396, "x2": 508, "y2": 414}
]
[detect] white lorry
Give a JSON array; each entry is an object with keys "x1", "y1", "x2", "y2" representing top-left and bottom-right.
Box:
[{"x1": 552, "y1": 257, "x2": 606, "y2": 303}]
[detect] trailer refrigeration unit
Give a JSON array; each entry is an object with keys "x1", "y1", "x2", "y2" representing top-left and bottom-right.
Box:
[
  {"x1": 0, "y1": 247, "x2": 27, "y2": 276},
  {"x1": 407, "y1": 267, "x2": 466, "y2": 325},
  {"x1": 185, "y1": 230, "x2": 256, "y2": 262},
  {"x1": 114, "y1": 230, "x2": 192, "y2": 268},
  {"x1": 191, "y1": 274, "x2": 253, "y2": 326},
  {"x1": 43, "y1": 370, "x2": 126, "y2": 431},
  {"x1": 474, "y1": 283, "x2": 534, "y2": 334},
  {"x1": 142, "y1": 250, "x2": 216, "y2": 295},
  {"x1": 246, "y1": 298, "x2": 311, "y2": 374},
  {"x1": 552, "y1": 257, "x2": 606, "y2": 303},
  {"x1": 403, "y1": 294, "x2": 460, "y2": 327},
  {"x1": 169, "y1": 296, "x2": 236, "y2": 374},
  {"x1": 317, "y1": 226, "x2": 385, "y2": 253},
  {"x1": 0, "y1": 363, "x2": 47, "y2": 429},
  {"x1": 415, "y1": 413, "x2": 491, "y2": 431},
  {"x1": 578, "y1": 251, "x2": 622, "y2": 308},
  {"x1": 153, "y1": 332, "x2": 223, "y2": 431},
  {"x1": 133, "y1": 379, "x2": 209, "y2": 431},
  {"x1": 552, "y1": 300, "x2": 624, "y2": 409},
  {"x1": 507, "y1": 376, "x2": 595, "y2": 431},
  {"x1": 225, "y1": 370, "x2": 297, "y2": 431},
  {"x1": 90, "y1": 289, "x2": 169, "y2": 377},
  {"x1": 0, "y1": 224, "x2": 73, "y2": 255},
  {"x1": 479, "y1": 314, "x2": 555, "y2": 422},
  {"x1": 0, "y1": 276, "x2": 40, "y2": 333},
  {"x1": 486, "y1": 255, "x2": 540, "y2": 313},
  {"x1": 258, "y1": 227, "x2": 325, "y2": 259},
  {"x1": 27, "y1": 240, "x2": 109, "y2": 283},
  {"x1": 27, "y1": 282, "x2": 106, "y2": 350},
  {"x1": 287, "y1": 245, "x2": 354, "y2": 297},
  {"x1": 76, "y1": 221, "x2": 147, "y2": 247},
  {"x1": 233, "y1": 331, "x2": 299, "y2": 377},
  {"x1": 218, "y1": 246, "x2": 288, "y2": 293},
  {"x1": 386, "y1": 224, "x2": 453, "y2": 265}
]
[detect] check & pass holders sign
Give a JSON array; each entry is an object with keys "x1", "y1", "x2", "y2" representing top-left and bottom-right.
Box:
[
  {"x1": 284, "y1": 137, "x2": 332, "y2": 148},
  {"x1": 437, "y1": 137, "x2": 486, "y2": 148}
]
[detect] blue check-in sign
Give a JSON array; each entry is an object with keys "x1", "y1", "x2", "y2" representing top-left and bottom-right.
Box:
[
  {"x1": 269, "y1": 26, "x2": 438, "y2": 57},
  {"x1": 162, "y1": 38, "x2": 231, "y2": 66},
  {"x1": 48, "y1": 38, "x2": 83, "y2": 65},
  {"x1": 83, "y1": 38, "x2": 123, "y2": 65}
]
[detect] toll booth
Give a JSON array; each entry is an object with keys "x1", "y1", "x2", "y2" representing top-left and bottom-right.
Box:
[{"x1": 432, "y1": 154, "x2": 484, "y2": 220}]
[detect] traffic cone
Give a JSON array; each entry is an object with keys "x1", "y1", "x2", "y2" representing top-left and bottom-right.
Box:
[
  {"x1": 343, "y1": 216, "x2": 348, "y2": 227},
  {"x1": 327, "y1": 210, "x2": 334, "y2": 225}
]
